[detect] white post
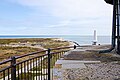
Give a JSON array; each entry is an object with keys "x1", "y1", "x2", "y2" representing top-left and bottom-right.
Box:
[{"x1": 92, "y1": 30, "x2": 97, "y2": 45}]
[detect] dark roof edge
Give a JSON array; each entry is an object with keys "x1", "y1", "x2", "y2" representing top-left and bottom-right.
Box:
[{"x1": 104, "y1": 0, "x2": 113, "y2": 5}]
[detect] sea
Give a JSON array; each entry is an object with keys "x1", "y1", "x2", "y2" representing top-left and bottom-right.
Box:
[{"x1": 0, "y1": 35, "x2": 111, "y2": 45}]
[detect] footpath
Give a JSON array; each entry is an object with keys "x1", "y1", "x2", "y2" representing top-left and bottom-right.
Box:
[{"x1": 53, "y1": 45, "x2": 120, "y2": 80}]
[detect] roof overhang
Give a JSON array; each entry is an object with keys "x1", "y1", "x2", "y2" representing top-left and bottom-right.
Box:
[{"x1": 104, "y1": 0, "x2": 113, "y2": 5}]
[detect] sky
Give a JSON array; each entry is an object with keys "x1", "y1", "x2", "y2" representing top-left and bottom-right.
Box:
[{"x1": 0, "y1": 0, "x2": 113, "y2": 36}]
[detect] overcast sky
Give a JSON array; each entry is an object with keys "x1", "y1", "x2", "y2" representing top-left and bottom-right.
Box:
[{"x1": 0, "y1": 0, "x2": 113, "y2": 35}]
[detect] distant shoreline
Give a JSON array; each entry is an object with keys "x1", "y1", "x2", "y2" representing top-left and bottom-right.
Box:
[
  {"x1": 0, "y1": 37, "x2": 77, "y2": 46},
  {"x1": 0, "y1": 35, "x2": 111, "y2": 45}
]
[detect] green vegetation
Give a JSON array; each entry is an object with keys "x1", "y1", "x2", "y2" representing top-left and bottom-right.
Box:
[
  {"x1": 0, "y1": 38, "x2": 70, "y2": 79},
  {"x1": 0, "y1": 38, "x2": 53, "y2": 44},
  {"x1": 42, "y1": 40, "x2": 70, "y2": 49},
  {"x1": 30, "y1": 54, "x2": 59, "y2": 71},
  {"x1": 0, "y1": 46, "x2": 40, "y2": 61},
  {"x1": 16, "y1": 72, "x2": 43, "y2": 80},
  {"x1": 0, "y1": 38, "x2": 70, "y2": 61}
]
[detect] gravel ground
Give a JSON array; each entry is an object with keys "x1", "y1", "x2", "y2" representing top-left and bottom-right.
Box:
[
  {"x1": 53, "y1": 45, "x2": 120, "y2": 80},
  {"x1": 63, "y1": 62, "x2": 120, "y2": 80},
  {"x1": 62, "y1": 45, "x2": 120, "y2": 80}
]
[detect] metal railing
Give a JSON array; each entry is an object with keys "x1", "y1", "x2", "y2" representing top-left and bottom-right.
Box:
[{"x1": 0, "y1": 45, "x2": 77, "y2": 80}]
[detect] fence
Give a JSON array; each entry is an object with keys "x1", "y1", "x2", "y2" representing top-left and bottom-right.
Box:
[{"x1": 0, "y1": 45, "x2": 77, "y2": 80}]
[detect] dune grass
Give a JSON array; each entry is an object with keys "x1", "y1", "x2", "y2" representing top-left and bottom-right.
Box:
[{"x1": 0, "y1": 38, "x2": 70, "y2": 61}]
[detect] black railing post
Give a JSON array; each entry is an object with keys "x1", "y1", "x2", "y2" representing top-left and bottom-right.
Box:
[
  {"x1": 74, "y1": 45, "x2": 76, "y2": 49},
  {"x1": 48, "y1": 48, "x2": 51, "y2": 80},
  {"x1": 11, "y1": 56, "x2": 16, "y2": 80}
]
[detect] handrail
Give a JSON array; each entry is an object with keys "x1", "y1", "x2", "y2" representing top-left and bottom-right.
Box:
[
  {"x1": 0, "y1": 46, "x2": 75, "y2": 65},
  {"x1": 16, "y1": 46, "x2": 75, "y2": 59},
  {"x1": 49, "y1": 46, "x2": 73, "y2": 50},
  {"x1": 0, "y1": 45, "x2": 77, "y2": 80},
  {"x1": 0, "y1": 58, "x2": 12, "y2": 65},
  {"x1": 15, "y1": 50, "x2": 47, "y2": 59}
]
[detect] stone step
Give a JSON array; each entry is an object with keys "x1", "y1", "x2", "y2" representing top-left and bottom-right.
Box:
[
  {"x1": 55, "y1": 60, "x2": 101, "y2": 65},
  {"x1": 62, "y1": 63, "x2": 86, "y2": 69}
]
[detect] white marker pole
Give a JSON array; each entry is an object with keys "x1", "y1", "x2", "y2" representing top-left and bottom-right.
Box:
[{"x1": 92, "y1": 30, "x2": 97, "y2": 45}]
